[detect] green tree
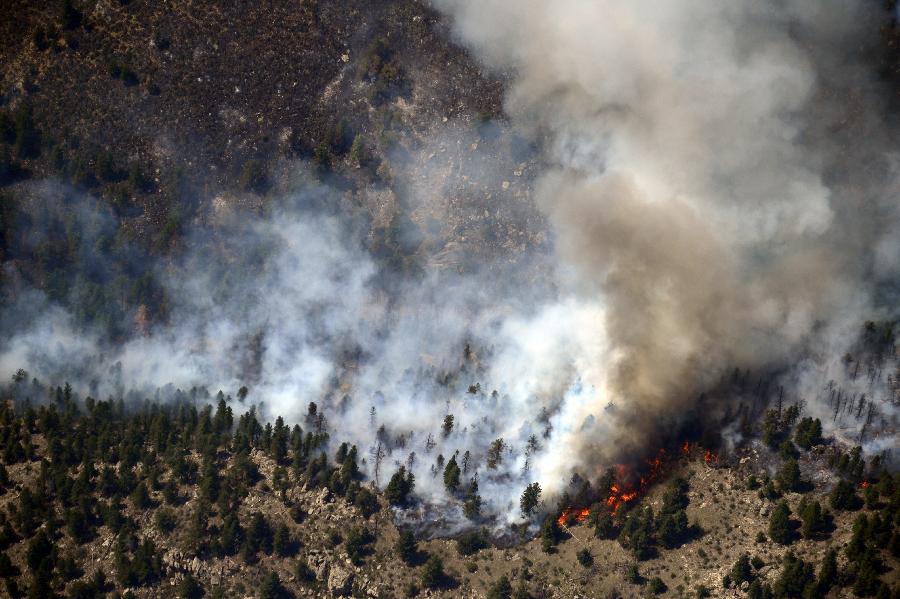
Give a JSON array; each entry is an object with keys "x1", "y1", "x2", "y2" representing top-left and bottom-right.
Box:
[
  {"x1": 794, "y1": 417, "x2": 822, "y2": 450},
  {"x1": 520, "y1": 482, "x2": 541, "y2": 518},
  {"x1": 798, "y1": 497, "x2": 825, "y2": 539},
  {"x1": 394, "y1": 530, "x2": 417, "y2": 565},
  {"x1": 772, "y1": 552, "x2": 814, "y2": 598},
  {"x1": 829, "y1": 480, "x2": 859, "y2": 511},
  {"x1": 272, "y1": 524, "x2": 293, "y2": 557},
  {"x1": 776, "y1": 458, "x2": 802, "y2": 492},
  {"x1": 486, "y1": 438, "x2": 504, "y2": 469},
  {"x1": 130, "y1": 481, "x2": 153, "y2": 509},
  {"x1": 589, "y1": 503, "x2": 616, "y2": 539},
  {"x1": 768, "y1": 501, "x2": 793, "y2": 545},
  {"x1": 540, "y1": 515, "x2": 562, "y2": 553},
  {"x1": 385, "y1": 466, "x2": 415, "y2": 506},
  {"x1": 178, "y1": 573, "x2": 204, "y2": 599},
  {"x1": 487, "y1": 576, "x2": 513, "y2": 599},
  {"x1": 463, "y1": 477, "x2": 482, "y2": 520},
  {"x1": 421, "y1": 555, "x2": 445, "y2": 589},
  {"x1": 730, "y1": 553, "x2": 753, "y2": 585},
  {"x1": 258, "y1": 570, "x2": 288, "y2": 599},
  {"x1": 443, "y1": 454, "x2": 461, "y2": 493}
]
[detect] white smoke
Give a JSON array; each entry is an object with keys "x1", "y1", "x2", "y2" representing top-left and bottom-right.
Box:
[{"x1": 1, "y1": 1, "x2": 899, "y2": 529}]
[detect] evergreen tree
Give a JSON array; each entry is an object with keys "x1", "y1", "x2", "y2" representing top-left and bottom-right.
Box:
[
  {"x1": 768, "y1": 501, "x2": 793, "y2": 545},
  {"x1": 421, "y1": 555, "x2": 445, "y2": 589},
  {"x1": 395, "y1": 530, "x2": 417, "y2": 565},
  {"x1": 772, "y1": 552, "x2": 815, "y2": 598},
  {"x1": 463, "y1": 476, "x2": 483, "y2": 520},
  {"x1": 443, "y1": 454, "x2": 461, "y2": 494},
  {"x1": 829, "y1": 480, "x2": 859, "y2": 511},
  {"x1": 258, "y1": 570, "x2": 288, "y2": 599},
  {"x1": 776, "y1": 459, "x2": 802, "y2": 492},
  {"x1": 519, "y1": 482, "x2": 541, "y2": 518},
  {"x1": 487, "y1": 576, "x2": 513, "y2": 599},
  {"x1": 385, "y1": 466, "x2": 415, "y2": 506},
  {"x1": 540, "y1": 515, "x2": 562, "y2": 553},
  {"x1": 798, "y1": 497, "x2": 825, "y2": 539},
  {"x1": 730, "y1": 553, "x2": 753, "y2": 585}
]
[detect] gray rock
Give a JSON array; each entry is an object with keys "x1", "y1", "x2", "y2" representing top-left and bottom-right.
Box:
[{"x1": 328, "y1": 563, "x2": 354, "y2": 597}]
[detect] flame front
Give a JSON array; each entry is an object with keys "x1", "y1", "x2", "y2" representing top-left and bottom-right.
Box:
[{"x1": 556, "y1": 443, "x2": 716, "y2": 528}]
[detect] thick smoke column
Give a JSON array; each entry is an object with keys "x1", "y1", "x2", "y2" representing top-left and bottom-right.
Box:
[{"x1": 435, "y1": 0, "x2": 900, "y2": 462}]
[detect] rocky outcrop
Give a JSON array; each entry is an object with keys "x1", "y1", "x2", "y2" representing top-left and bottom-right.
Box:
[{"x1": 327, "y1": 562, "x2": 354, "y2": 597}]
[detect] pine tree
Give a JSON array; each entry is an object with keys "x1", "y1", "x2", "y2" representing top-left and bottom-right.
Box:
[
  {"x1": 421, "y1": 555, "x2": 445, "y2": 589},
  {"x1": 385, "y1": 466, "x2": 415, "y2": 506},
  {"x1": 776, "y1": 458, "x2": 801, "y2": 492},
  {"x1": 487, "y1": 576, "x2": 513, "y2": 599},
  {"x1": 443, "y1": 454, "x2": 461, "y2": 493},
  {"x1": 395, "y1": 530, "x2": 417, "y2": 565},
  {"x1": 768, "y1": 501, "x2": 793, "y2": 545},
  {"x1": 463, "y1": 476, "x2": 483, "y2": 520},
  {"x1": 519, "y1": 482, "x2": 541, "y2": 518}
]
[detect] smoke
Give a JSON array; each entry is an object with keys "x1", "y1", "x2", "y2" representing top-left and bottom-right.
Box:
[
  {"x1": 0, "y1": 173, "x2": 611, "y2": 525},
  {"x1": 434, "y1": 0, "x2": 900, "y2": 461},
  {"x1": 1, "y1": 1, "x2": 899, "y2": 528}
]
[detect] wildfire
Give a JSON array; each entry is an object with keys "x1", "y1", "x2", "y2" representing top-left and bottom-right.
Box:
[
  {"x1": 556, "y1": 506, "x2": 591, "y2": 527},
  {"x1": 555, "y1": 442, "x2": 717, "y2": 528},
  {"x1": 860, "y1": 480, "x2": 870, "y2": 489}
]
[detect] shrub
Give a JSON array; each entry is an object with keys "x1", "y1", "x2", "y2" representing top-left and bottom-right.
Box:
[
  {"x1": 576, "y1": 548, "x2": 593, "y2": 567},
  {"x1": 421, "y1": 555, "x2": 445, "y2": 589},
  {"x1": 153, "y1": 508, "x2": 177, "y2": 534},
  {"x1": 344, "y1": 527, "x2": 374, "y2": 564},
  {"x1": 178, "y1": 573, "x2": 204, "y2": 599},
  {"x1": 456, "y1": 529, "x2": 489, "y2": 556},
  {"x1": 395, "y1": 530, "x2": 417, "y2": 564},
  {"x1": 487, "y1": 576, "x2": 513, "y2": 599},
  {"x1": 626, "y1": 564, "x2": 642, "y2": 585}
]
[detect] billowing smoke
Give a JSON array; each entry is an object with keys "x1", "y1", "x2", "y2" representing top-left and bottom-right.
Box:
[
  {"x1": 434, "y1": 0, "x2": 900, "y2": 460},
  {"x1": 1, "y1": 1, "x2": 899, "y2": 528}
]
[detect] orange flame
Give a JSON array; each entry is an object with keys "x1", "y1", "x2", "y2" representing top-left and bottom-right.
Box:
[
  {"x1": 556, "y1": 444, "x2": 720, "y2": 528},
  {"x1": 860, "y1": 480, "x2": 870, "y2": 489},
  {"x1": 556, "y1": 506, "x2": 591, "y2": 527}
]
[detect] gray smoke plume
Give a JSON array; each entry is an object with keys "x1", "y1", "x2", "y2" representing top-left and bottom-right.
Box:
[{"x1": 433, "y1": 0, "x2": 899, "y2": 463}]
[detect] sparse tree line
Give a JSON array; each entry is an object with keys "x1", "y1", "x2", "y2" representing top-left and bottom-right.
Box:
[{"x1": 0, "y1": 374, "x2": 393, "y2": 598}]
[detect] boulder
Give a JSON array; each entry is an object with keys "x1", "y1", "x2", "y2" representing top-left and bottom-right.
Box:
[{"x1": 328, "y1": 563, "x2": 354, "y2": 597}]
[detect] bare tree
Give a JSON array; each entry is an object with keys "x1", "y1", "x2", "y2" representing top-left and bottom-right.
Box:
[{"x1": 370, "y1": 440, "x2": 386, "y2": 487}]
